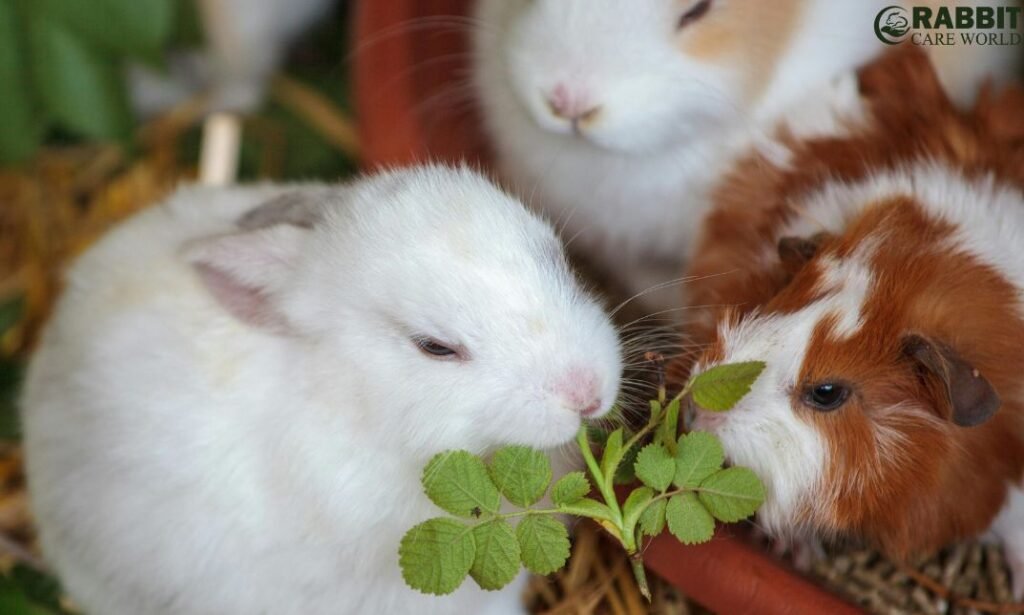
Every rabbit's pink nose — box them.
[545,84,601,124]
[553,367,603,416]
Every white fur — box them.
[693,311,829,537]
[473,0,1020,317]
[21,166,622,615]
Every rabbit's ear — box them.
[183,224,308,332]
[237,191,326,231]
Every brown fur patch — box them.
[680,48,1024,559]
[678,0,806,102]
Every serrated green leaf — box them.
[399,518,475,596]
[556,498,616,524]
[614,441,640,485]
[599,428,624,480]
[516,515,570,575]
[36,0,174,60]
[621,486,655,530]
[698,467,765,523]
[422,451,501,518]
[28,14,131,142]
[657,398,681,454]
[690,361,765,412]
[0,4,42,164]
[634,443,675,492]
[551,471,590,506]
[665,493,715,545]
[488,446,552,508]
[638,498,667,537]
[673,431,724,489]
[470,520,521,591]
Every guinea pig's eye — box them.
[802,382,851,412]
[677,0,712,30]
[413,336,462,360]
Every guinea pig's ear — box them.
[777,232,831,273]
[183,224,308,333]
[902,334,1001,427]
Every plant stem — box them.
[576,427,622,522]
[629,551,651,601]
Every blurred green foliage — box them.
[0,0,191,163]
[0,565,70,615]
[0,296,24,441]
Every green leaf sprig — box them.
[399,360,766,600]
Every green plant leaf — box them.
[0,4,42,164]
[656,398,681,454]
[638,498,667,537]
[648,399,663,423]
[690,361,765,412]
[556,498,616,524]
[6,566,63,613]
[634,443,675,492]
[698,467,765,523]
[28,14,131,142]
[470,520,521,591]
[0,296,24,337]
[551,471,590,506]
[487,446,552,508]
[614,440,641,485]
[673,431,724,489]
[0,360,23,441]
[422,451,501,518]
[398,518,476,596]
[0,579,54,615]
[36,0,174,60]
[599,428,624,481]
[621,486,654,529]
[586,425,609,447]
[515,515,570,576]
[665,493,715,545]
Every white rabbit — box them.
[472,0,1021,318]
[22,165,622,614]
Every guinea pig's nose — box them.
[552,367,603,417]
[545,83,601,125]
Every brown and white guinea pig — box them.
[680,48,1024,596]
